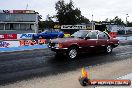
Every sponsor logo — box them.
[90,79,130,86]
[61,25,87,29]
[19,39,46,46]
[0,41,10,48]
[20,34,34,39]
[54,25,61,29]
[7,34,14,38]
[79,67,131,86]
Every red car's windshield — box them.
[71,31,89,38]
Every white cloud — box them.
[0,0,132,21]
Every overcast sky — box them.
[1,0,132,22]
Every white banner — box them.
[0,41,20,48]
[61,25,87,29]
[0,35,4,39]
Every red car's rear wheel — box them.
[105,45,113,54]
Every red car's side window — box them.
[87,32,97,39]
[98,32,109,39]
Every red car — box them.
[48,30,119,60]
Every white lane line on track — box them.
[116,52,132,56]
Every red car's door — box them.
[97,32,110,49]
[80,32,98,52]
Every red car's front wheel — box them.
[67,47,78,60]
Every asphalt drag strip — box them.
[0,55,132,88]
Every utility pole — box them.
[26,4,28,10]
[92,14,94,30]
[125,14,129,35]
[126,14,129,27]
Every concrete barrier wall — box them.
[0,33,48,52]
[0,39,46,48]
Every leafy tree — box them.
[39,14,54,31]
[127,21,132,27]
[110,16,125,25]
[55,0,89,25]
[39,21,45,31]
[39,21,54,31]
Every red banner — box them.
[0,34,17,40]
[13,10,35,14]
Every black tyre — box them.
[79,77,89,86]
[57,35,60,38]
[66,47,78,60]
[105,45,113,54]
[39,36,43,39]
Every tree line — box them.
[39,0,132,31]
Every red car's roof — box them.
[79,30,100,32]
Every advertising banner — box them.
[17,33,36,39]
[0,34,17,40]
[19,39,46,46]
[61,25,87,29]
[13,10,35,14]
[0,41,20,48]
[4,34,17,39]
[0,39,46,48]
[0,41,10,48]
